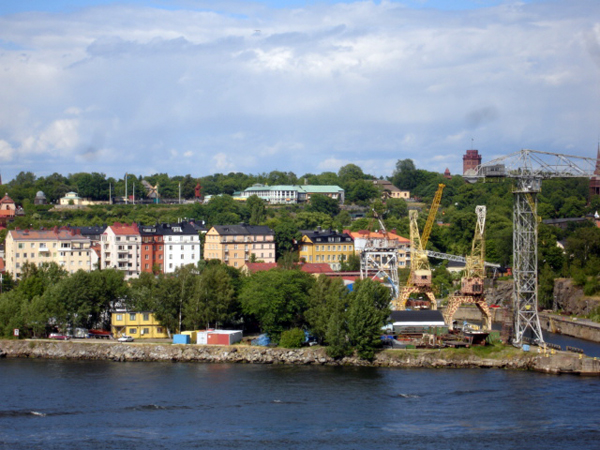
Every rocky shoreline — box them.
[1,339,599,375]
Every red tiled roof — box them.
[348,230,409,243]
[9,226,87,241]
[0,193,14,204]
[0,258,4,272]
[108,222,139,235]
[0,210,15,217]
[300,263,332,274]
[244,262,278,273]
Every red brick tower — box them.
[463,149,482,175]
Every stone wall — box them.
[1,339,598,375]
[539,313,600,343]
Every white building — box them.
[101,223,141,280]
[240,184,345,205]
[160,222,202,273]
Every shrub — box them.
[279,328,305,348]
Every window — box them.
[116,237,121,241]
[143,313,150,321]
[15,253,19,258]
[159,254,162,260]
[181,245,184,250]
[18,243,24,249]
[169,245,173,250]
[116,314,123,321]
[145,245,149,250]
[129,328,137,334]
[159,246,162,250]
[145,255,149,260]
[129,313,136,321]
[343,245,347,251]
[23,253,27,258]
[181,254,184,259]
[145,264,149,269]
[31,243,35,248]
[234,261,238,267]
[169,255,172,259]
[169,263,173,269]
[157,327,163,333]
[16,263,20,269]
[142,328,150,335]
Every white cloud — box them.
[0,1,598,181]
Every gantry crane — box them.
[465,149,597,346]
[443,206,492,331]
[360,210,403,302]
[393,184,445,310]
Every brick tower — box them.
[463,149,482,175]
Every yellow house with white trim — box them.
[111,311,169,339]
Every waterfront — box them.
[1,358,599,449]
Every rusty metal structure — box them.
[443,206,492,331]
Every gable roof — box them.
[301,229,353,243]
[0,193,14,205]
[107,222,139,236]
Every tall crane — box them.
[443,206,492,331]
[393,183,445,310]
[465,149,596,346]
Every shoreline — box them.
[1,339,599,376]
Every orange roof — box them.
[0,257,4,272]
[347,230,409,243]
[108,222,139,235]
[0,193,14,204]
[244,262,335,274]
[0,210,15,217]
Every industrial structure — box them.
[465,149,597,346]
[443,206,492,331]
[394,184,445,310]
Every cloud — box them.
[0,0,598,181]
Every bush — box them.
[279,328,305,348]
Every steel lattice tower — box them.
[512,178,544,344]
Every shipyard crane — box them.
[393,183,445,310]
[443,206,492,331]
[465,149,597,346]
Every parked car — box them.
[48,333,70,340]
[118,335,134,342]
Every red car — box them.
[48,333,70,340]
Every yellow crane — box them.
[393,183,445,310]
[443,206,492,331]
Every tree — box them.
[274,220,301,259]
[306,194,340,216]
[239,269,315,341]
[245,195,266,225]
[391,159,417,191]
[347,279,390,360]
[305,275,347,344]
[183,264,236,330]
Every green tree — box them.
[274,220,301,259]
[305,275,347,344]
[239,269,315,342]
[306,194,340,216]
[347,279,390,360]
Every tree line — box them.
[0,261,390,360]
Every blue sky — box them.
[0,0,598,182]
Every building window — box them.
[31,243,35,248]
[15,253,19,258]
[159,246,162,250]
[145,246,149,250]
[129,328,137,334]
[159,254,162,260]
[142,328,150,335]
[18,243,24,249]
[181,254,184,259]
[145,255,149,260]
[143,313,150,321]
[169,263,173,269]
[157,327,163,333]
[129,313,136,321]
[234,262,238,267]
[116,314,123,321]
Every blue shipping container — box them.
[173,334,190,344]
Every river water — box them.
[1,355,600,450]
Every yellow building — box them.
[5,227,93,279]
[298,228,354,271]
[111,311,169,339]
[204,224,276,268]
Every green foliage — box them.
[347,279,391,360]
[305,275,347,344]
[239,268,315,342]
[274,220,301,259]
[306,194,340,216]
[279,328,306,348]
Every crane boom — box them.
[465,148,597,346]
[420,183,445,248]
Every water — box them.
[1,358,599,450]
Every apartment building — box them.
[140,221,201,274]
[204,224,275,268]
[100,223,141,280]
[298,228,354,271]
[5,227,93,279]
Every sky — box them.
[0,0,599,182]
